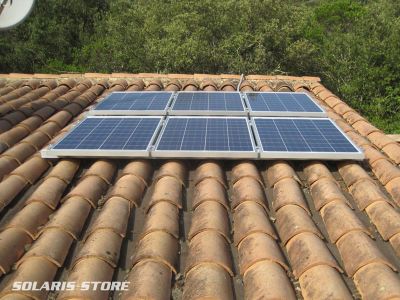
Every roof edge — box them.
[0,73,321,82]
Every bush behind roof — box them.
[0,0,399,132]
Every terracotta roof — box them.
[0,73,399,299]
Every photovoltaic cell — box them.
[91,92,173,115]
[48,117,162,157]
[154,117,256,158]
[253,117,363,159]
[245,92,326,117]
[170,92,245,115]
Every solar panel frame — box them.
[169,91,247,116]
[41,116,164,158]
[252,117,364,160]
[244,92,327,117]
[89,91,174,116]
[152,116,258,159]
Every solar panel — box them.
[153,117,257,158]
[90,92,173,115]
[41,116,163,158]
[170,92,246,115]
[245,92,326,117]
[253,117,363,160]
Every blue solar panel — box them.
[92,92,173,115]
[245,92,325,117]
[170,92,245,115]
[154,117,255,157]
[254,118,362,159]
[52,117,161,152]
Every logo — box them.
[12,281,130,291]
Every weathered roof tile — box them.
[321,201,371,243]
[233,201,277,246]
[336,231,396,277]
[186,231,233,276]
[58,258,114,300]
[193,161,226,188]
[231,161,264,187]
[276,205,323,245]
[231,177,267,211]
[238,232,288,275]
[122,261,172,300]
[353,263,400,300]
[132,231,178,274]
[243,261,296,300]
[272,178,310,214]
[148,175,183,210]
[192,178,228,210]
[188,201,230,242]
[299,265,353,300]
[142,201,179,239]
[286,232,343,278]
[183,264,233,300]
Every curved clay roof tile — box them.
[164,80,182,91]
[127,79,145,91]
[182,79,199,91]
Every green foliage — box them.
[303,0,400,133]
[0,0,107,72]
[0,0,399,132]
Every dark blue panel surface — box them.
[246,92,323,113]
[53,117,160,150]
[156,117,253,152]
[172,92,244,112]
[254,118,359,153]
[94,92,172,111]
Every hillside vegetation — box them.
[1,0,399,132]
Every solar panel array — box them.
[42,90,363,160]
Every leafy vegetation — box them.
[0,0,399,132]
